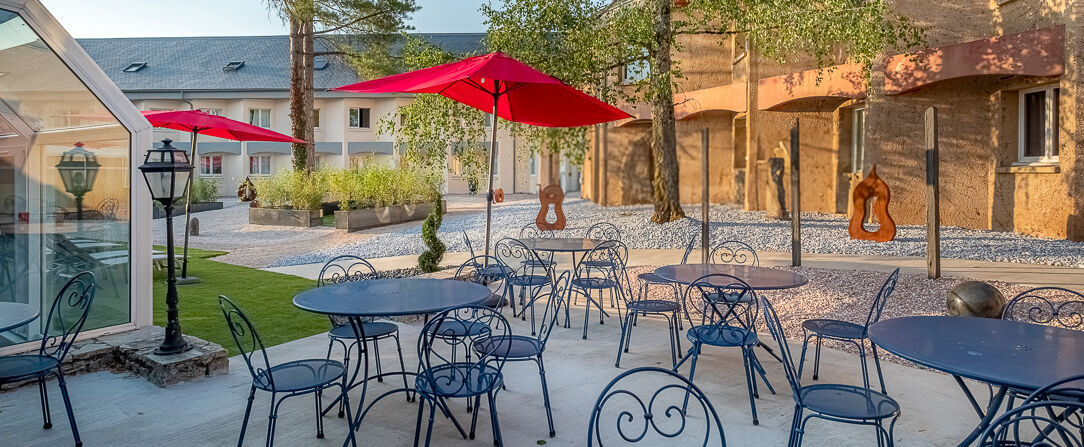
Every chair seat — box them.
[425,319,489,338]
[523,259,556,269]
[802,319,866,340]
[328,321,398,340]
[687,325,758,347]
[0,355,59,382]
[572,277,616,290]
[627,299,680,313]
[479,264,514,278]
[482,293,509,309]
[637,272,672,284]
[473,335,543,358]
[581,260,617,269]
[509,275,550,287]
[799,384,900,420]
[415,363,503,398]
[254,359,346,392]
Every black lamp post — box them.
[55,142,100,222]
[139,139,194,355]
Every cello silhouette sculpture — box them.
[849,165,896,242]
[535,184,566,231]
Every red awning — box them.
[757,63,865,112]
[674,82,747,120]
[884,26,1064,95]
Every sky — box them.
[39,0,488,38]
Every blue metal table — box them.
[653,264,809,290]
[870,316,1084,446]
[293,278,493,446]
[0,302,39,333]
[520,237,606,325]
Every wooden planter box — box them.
[153,201,223,219]
[335,200,446,232]
[248,207,322,227]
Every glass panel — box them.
[1024,91,1045,158]
[1051,88,1060,159]
[360,108,370,128]
[349,108,360,128]
[852,108,866,174]
[0,9,131,347]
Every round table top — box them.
[870,316,1084,392]
[519,237,604,253]
[653,264,809,290]
[0,302,39,333]
[293,278,493,317]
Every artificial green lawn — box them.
[152,247,327,356]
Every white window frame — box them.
[249,155,272,176]
[200,155,223,176]
[851,106,867,174]
[1017,84,1060,164]
[348,107,371,129]
[249,108,271,129]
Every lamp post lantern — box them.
[55,142,100,222]
[138,139,194,355]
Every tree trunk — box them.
[649,0,684,223]
[288,18,308,172]
[302,20,316,170]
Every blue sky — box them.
[39,0,488,38]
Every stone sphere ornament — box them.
[947,281,1006,318]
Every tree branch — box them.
[314,8,395,35]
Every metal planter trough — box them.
[248,207,323,227]
[152,201,223,219]
[334,200,445,232]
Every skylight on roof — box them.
[314,57,329,70]
[223,61,245,72]
[123,62,146,73]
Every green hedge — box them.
[251,166,439,211]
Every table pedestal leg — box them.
[953,376,1007,447]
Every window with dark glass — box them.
[349,108,370,129]
[200,155,222,175]
[1019,85,1060,162]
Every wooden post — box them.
[790,121,801,266]
[925,107,941,279]
[701,128,710,264]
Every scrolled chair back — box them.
[578,240,628,274]
[681,274,759,333]
[40,271,97,362]
[681,235,699,264]
[454,255,510,302]
[587,366,726,446]
[536,271,572,349]
[463,230,476,258]
[1022,373,1084,405]
[708,241,759,267]
[519,222,555,239]
[863,268,901,332]
[219,296,274,388]
[1002,287,1084,330]
[586,222,621,241]
[316,255,377,287]
[417,305,510,397]
[978,400,1084,447]
[494,237,549,279]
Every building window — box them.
[349,107,370,129]
[249,155,272,175]
[200,155,222,175]
[851,107,866,174]
[249,108,271,128]
[1019,85,1060,163]
[529,154,538,175]
[313,108,321,129]
[200,108,222,116]
[621,50,650,83]
[484,113,493,128]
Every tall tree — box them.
[265,0,418,173]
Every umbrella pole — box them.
[180,130,198,278]
[483,86,500,260]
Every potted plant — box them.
[247,170,326,227]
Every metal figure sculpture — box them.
[849,165,896,242]
[237,176,258,207]
[536,184,566,231]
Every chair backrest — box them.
[417,305,510,396]
[708,240,759,266]
[317,255,377,287]
[494,237,549,279]
[761,296,803,398]
[39,271,97,362]
[979,400,1084,447]
[863,268,901,332]
[537,271,572,349]
[454,255,509,299]
[519,222,555,239]
[219,296,274,388]
[681,274,758,335]
[587,366,726,446]
[585,222,621,241]
[463,230,476,258]
[681,235,699,264]
[1002,287,1084,330]
[1022,373,1084,405]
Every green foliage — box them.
[252,170,328,210]
[326,164,439,210]
[189,178,219,203]
[417,194,445,273]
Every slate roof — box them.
[77,34,486,92]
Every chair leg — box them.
[424,397,437,447]
[38,376,52,429]
[741,347,760,425]
[673,313,683,357]
[340,385,357,447]
[413,397,426,447]
[857,343,872,390]
[615,312,632,367]
[666,315,677,368]
[681,344,701,412]
[469,395,482,439]
[488,390,503,447]
[314,388,325,439]
[238,386,256,447]
[393,333,413,402]
[870,342,888,394]
[812,336,823,381]
[788,405,804,447]
[56,372,82,447]
[265,393,279,447]
[373,338,384,383]
[536,357,556,437]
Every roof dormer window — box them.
[123,62,146,72]
[223,61,245,71]
[314,56,329,70]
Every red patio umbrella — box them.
[333,51,631,257]
[141,110,306,280]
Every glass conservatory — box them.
[0,0,152,350]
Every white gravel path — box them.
[268,196,1084,268]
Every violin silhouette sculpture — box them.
[849,165,896,242]
[535,184,566,231]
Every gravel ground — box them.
[269,196,1084,268]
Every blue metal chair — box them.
[585,222,621,241]
[494,238,553,334]
[473,271,573,439]
[415,305,510,447]
[978,400,1084,446]
[463,230,477,258]
[317,255,408,410]
[587,366,727,446]
[616,247,684,368]
[674,274,774,425]
[708,240,759,266]
[454,255,514,314]
[631,235,697,336]
[571,240,629,340]
[0,272,96,447]
[1022,373,1084,404]
[761,296,900,447]
[219,296,355,447]
[520,222,555,239]
[799,268,899,393]
[1002,287,1084,329]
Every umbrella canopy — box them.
[333,52,630,127]
[141,110,306,143]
